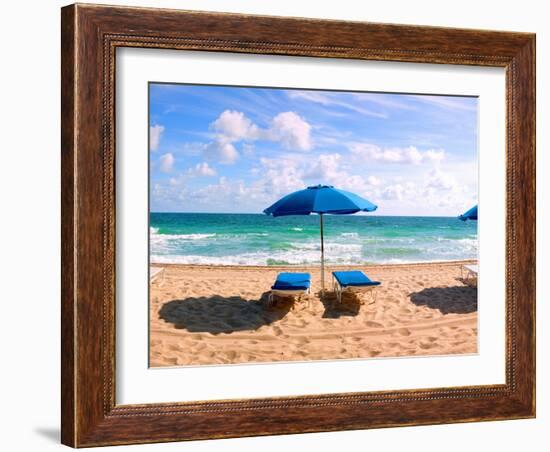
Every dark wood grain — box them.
[60,5,76,447]
[61,3,536,447]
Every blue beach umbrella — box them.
[459,205,478,221]
[264,185,377,291]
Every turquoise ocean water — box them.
[150,213,477,266]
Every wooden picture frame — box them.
[61,3,535,447]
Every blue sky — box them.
[149,83,478,216]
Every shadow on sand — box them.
[158,292,293,334]
[319,290,361,318]
[409,286,478,315]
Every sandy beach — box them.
[149,260,477,367]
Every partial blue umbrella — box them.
[459,205,478,221]
[264,185,377,291]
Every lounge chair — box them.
[332,270,380,305]
[461,264,478,286]
[268,272,311,308]
[150,266,165,284]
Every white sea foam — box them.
[150,246,366,266]
[289,242,362,253]
[152,232,217,241]
[340,232,359,239]
[291,227,303,232]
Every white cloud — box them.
[258,157,305,197]
[187,162,217,177]
[190,177,251,209]
[203,110,313,163]
[269,112,313,151]
[367,176,383,186]
[203,139,239,164]
[211,110,259,141]
[302,153,382,198]
[381,184,405,201]
[350,143,445,165]
[304,153,344,183]
[425,168,459,191]
[150,124,164,151]
[373,167,475,215]
[159,153,174,173]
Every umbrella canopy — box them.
[264,185,377,291]
[264,184,377,216]
[459,205,478,221]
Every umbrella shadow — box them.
[409,286,478,315]
[158,292,293,334]
[319,290,361,318]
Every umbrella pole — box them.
[320,213,325,293]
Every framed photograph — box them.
[61,3,535,447]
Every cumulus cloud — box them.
[150,124,164,151]
[381,184,406,201]
[367,175,383,186]
[302,153,383,197]
[190,176,252,208]
[159,152,174,173]
[269,112,313,151]
[187,162,217,177]
[211,110,260,142]
[304,153,343,183]
[425,168,459,191]
[203,110,313,164]
[203,139,239,164]
[258,157,305,197]
[350,143,445,165]
[374,167,474,215]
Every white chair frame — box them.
[332,274,378,305]
[268,287,312,309]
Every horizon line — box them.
[149,211,462,218]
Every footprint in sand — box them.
[294,336,310,345]
[419,341,437,350]
[395,328,411,336]
[365,321,384,328]
[272,326,284,336]
[225,351,238,360]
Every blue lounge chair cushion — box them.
[332,271,380,287]
[272,272,311,291]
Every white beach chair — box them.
[268,272,311,308]
[461,264,478,286]
[150,266,165,285]
[332,271,381,305]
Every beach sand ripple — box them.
[150,261,477,367]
